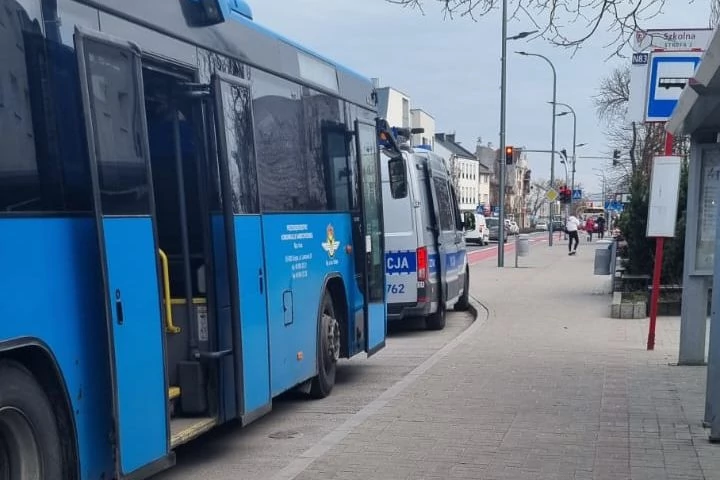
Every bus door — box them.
[210,72,271,420]
[355,121,386,356]
[74,28,171,476]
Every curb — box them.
[272,296,490,480]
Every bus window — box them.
[357,121,384,302]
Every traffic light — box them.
[613,149,621,166]
[559,185,571,204]
[505,146,514,165]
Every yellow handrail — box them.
[158,249,181,334]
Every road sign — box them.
[545,188,558,202]
[605,201,625,212]
[632,28,713,52]
[645,51,703,122]
[627,27,711,123]
[572,189,582,200]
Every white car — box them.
[464,213,490,245]
[508,221,520,235]
[535,221,548,231]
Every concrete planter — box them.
[610,292,647,319]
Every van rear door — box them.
[426,164,461,304]
[381,152,418,306]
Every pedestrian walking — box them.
[597,214,606,240]
[585,217,595,242]
[566,214,580,255]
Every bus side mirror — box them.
[388,156,407,199]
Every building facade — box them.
[410,109,435,149]
[435,133,480,213]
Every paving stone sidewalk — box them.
[288,241,719,480]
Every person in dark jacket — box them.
[596,214,606,239]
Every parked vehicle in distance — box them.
[380,129,470,331]
[463,212,490,245]
[487,218,509,243]
[509,221,520,235]
[535,221,548,231]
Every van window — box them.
[463,212,475,230]
[432,177,454,231]
[448,184,463,231]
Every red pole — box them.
[647,237,664,350]
[647,131,673,350]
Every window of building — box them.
[402,97,409,128]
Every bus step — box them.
[168,386,181,401]
[170,417,217,448]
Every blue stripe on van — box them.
[385,251,417,275]
[428,251,466,275]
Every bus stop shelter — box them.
[668,24,720,440]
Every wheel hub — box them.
[324,313,341,362]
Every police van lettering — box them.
[384,250,417,303]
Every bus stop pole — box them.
[647,132,673,350]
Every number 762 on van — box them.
[387,283,406,294]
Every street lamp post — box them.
[517,51,557,247]
[593,168,608,219]
[554,102,578,192]
[497,6,536,267]
[559,158,569,186]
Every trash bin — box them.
[517,234,530,257]
[594,240,612,275]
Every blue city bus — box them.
[0,1,388,478]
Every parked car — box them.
[535,221,548,231]
[463,212,490,245]
[487,218,509,243]
[508,221,520,235]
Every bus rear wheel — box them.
[0,361,63,480]
[310,292,340,399]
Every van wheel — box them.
[0,360,63,480]
[310,292,340,399]
[454,268,470,312]
[426,302,446,331]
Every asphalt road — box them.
[153,233,548,479]
[153,310,475,480]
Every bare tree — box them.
[594,65,629,122]
[526,180,550,218]
[593,63,679,190]
[386,0,706,54]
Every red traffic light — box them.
[505,146,514,165]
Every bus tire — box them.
[310,291,340,399]
[454,268,470,312]
[426,301,446,331]
[0,360,63,480]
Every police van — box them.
[379,124,470,330]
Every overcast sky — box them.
[250,0,711,195]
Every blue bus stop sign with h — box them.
[572,189,582,200]
[645,51,702,122]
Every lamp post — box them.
[517,51,557,246]
[593,168,608,219]
[497,7,537,266]
[559,158,569,186]
[553,102,581,193]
